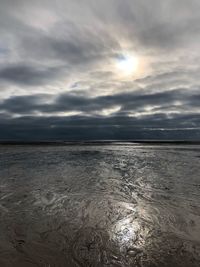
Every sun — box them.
[116,54,139,76]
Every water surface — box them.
[0,144,200,266]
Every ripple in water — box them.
[0,144,200,266]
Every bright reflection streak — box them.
[109,201,150,259]
[112,216,140,246]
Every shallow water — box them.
[0,144,200,267]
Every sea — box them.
[0,143,200,267]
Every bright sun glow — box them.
[116,54,139,76]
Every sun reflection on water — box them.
[112,216,141,247]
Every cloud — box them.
[0,88,199,117]
[0,113,199,141]
[0,64,63,86]
[0,0,200,140]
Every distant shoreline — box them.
[0,140,200,146]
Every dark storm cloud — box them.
[0,89,199,115]
[0,113,199,141]
[0,94,53,114]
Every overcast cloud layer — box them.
[0,0,200,140]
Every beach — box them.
[0,143,200,267]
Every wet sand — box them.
[0,144,200,266]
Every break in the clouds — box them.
[0,0,200,140]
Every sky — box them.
[0,0,200,141]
